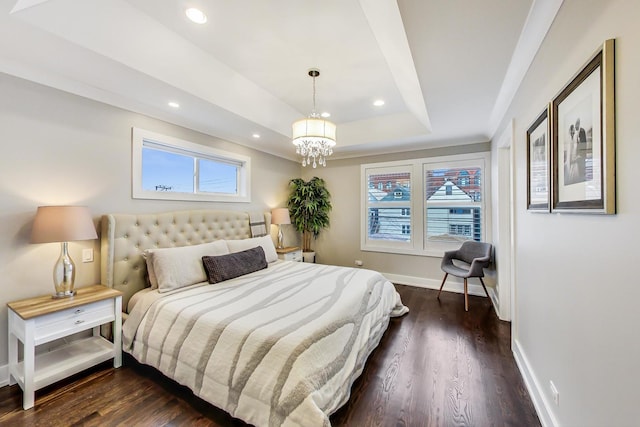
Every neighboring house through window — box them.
[366,169,412,245]
[458,170,470,186]
[425,165,483,244]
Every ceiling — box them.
[0,0,562,162]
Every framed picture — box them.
[527,106,551,211]
[551,39,615,214]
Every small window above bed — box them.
[132,127,251,203]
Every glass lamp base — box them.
[277,225,285,249]
[52,290,76,299]
[52,242,76,299]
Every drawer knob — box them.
[75,320,85,325]
[75,309,84,314]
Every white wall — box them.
[491,1,640,425]
[0,73,300,367]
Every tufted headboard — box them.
[100,209,269,309]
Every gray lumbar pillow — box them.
[202,246,267,284]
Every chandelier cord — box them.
[311,74,317,116]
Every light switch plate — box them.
[82,248,94,263]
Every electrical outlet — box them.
[355,260,363,266]
[549,381,559,406]
[82,248,94,263]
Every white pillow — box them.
[141,250,158,289]
[150,240,230,293]
[226,235,278,263]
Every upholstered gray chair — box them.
[437,241,492,311]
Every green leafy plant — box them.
[287,177,332,252]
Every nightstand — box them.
[7,284,123,410]
[276,246,303,262]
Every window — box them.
[361,152,489,256]
[449,224,471,237]
[132,128,250,202]
[365,167,412,245]
[425,163,483,244]
[458,170,470,186]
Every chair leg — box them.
[479,277,490,297]
[437,273,448,299]
[464,278,469,311]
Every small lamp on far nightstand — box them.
[271,208,291,249]
[30,206,98,299]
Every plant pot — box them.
[302,251,316,263]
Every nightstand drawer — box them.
[283,251,302,262]
[277,247,302,262]
[34,299,115,344]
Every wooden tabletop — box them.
[7,284,122,320]
[276,246,300,254]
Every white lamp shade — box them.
[31,206,98,243]
[271,208,291,225]
[292,118,337,145]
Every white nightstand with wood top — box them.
[7,284,122,410]
[276,247,303,262]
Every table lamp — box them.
[271,208,291,249]
[30,206,98,298]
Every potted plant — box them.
[287,177,332,262]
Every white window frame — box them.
[132,127,251,203]
[360,152,490,257]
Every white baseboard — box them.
[488,286,501,318]
[382,272,489,297]
[0,363,8,388]
[513,339,558,427]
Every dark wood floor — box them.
[0,286,540,427]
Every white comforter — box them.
[123,261,408,427]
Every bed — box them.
[101,209,408,427]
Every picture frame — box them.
[527,105,551,211]
[551,39,615,214]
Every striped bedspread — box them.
[123,261,408,427]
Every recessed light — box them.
[168,101,180,108]
[252,133,260,139]
[185,8,207,24]
[373,99,385,107]
[321,112,331,118]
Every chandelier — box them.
[292,68,336,168]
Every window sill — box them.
[132,189,250,203]
[361,245,446,258]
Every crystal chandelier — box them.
[292,69,336,168]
